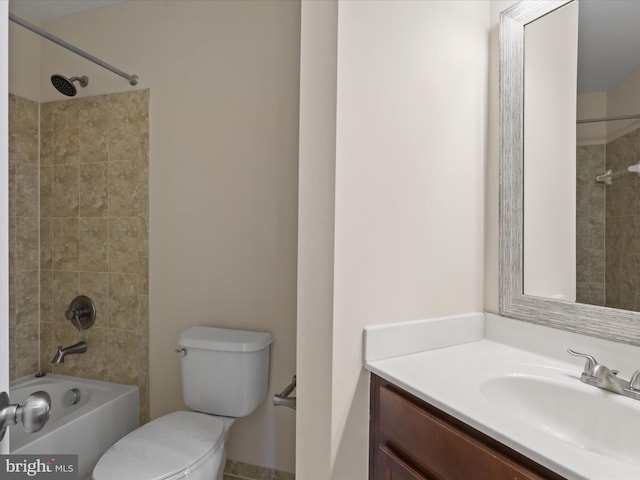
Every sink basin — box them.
[480,374,640,465]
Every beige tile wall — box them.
[577,129,640,312]
[8,90,150,423]
[8,94,40,380]
[605,129,640,311]
[39,90,150,422]
[576,144,606,306]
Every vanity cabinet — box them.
[369,374,565,480]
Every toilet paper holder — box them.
[273,375,296,410]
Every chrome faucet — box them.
[51,341,87,364]
[568,349,640,400]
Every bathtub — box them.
[10,374,139,480]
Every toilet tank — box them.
[178,326,273,417]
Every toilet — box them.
[92,326,273,480]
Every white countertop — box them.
[364,313,640,480]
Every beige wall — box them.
[8,14,41,102]
[578,66,640,146]
[296,1,338,478]
[606,66,640,141]
[13,0,300,472]
[297,1,489,478]
[577,91,607,145]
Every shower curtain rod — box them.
[577,113,640,124]
[9,12,138,86]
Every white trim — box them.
[0,0,10,454]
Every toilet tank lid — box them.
[179,326,273,352]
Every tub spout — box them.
[51,341,87,364]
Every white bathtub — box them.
[10,374,139,480]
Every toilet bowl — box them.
[92,327,272,480]
[93,412,234,480]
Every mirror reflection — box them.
[523,0,640,313]
[523,1,578,303]
[576,0,640,311]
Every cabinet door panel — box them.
[378,385,547,480]
[376,445,431,480]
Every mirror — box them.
[576,1,640,311]
[499,0,640,345]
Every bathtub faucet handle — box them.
[65,306,90,321]
[65,295,96,331]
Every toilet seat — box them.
[92,411,225,480]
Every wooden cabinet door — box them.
[376,444,431,480]
[370,374,565,480]
[378,386,548,480]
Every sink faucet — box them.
[51,341,87,364]
[568,349,640,400]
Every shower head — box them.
[50,74,88,97]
